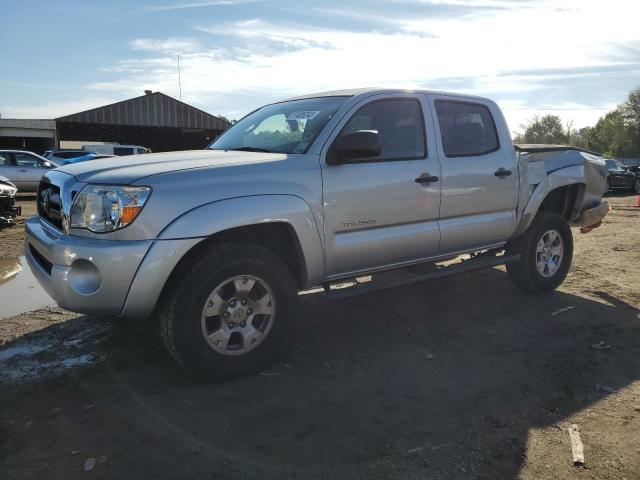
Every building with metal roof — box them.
[56,91,230,153]
[0,91,230,155]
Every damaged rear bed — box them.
[513,144,609,235]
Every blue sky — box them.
[1,0,639,133]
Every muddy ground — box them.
[1,194,639,479]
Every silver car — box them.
[0,150,57,191]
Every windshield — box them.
[209,96,349,154]
[605,159,625,171]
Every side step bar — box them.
[324,253,521,300]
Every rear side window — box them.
[0,153,12,166]
[114,147,134,156]
[339,98,426,161]
[56,151,86,159]
[435,100,499,157]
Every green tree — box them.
[513,115,569,144]
[585,87,640,157]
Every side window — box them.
[434,100,499,157]
[0,153,12,166]
[114,147,134,156]
[14,153,44,168]
[338,99,426,161]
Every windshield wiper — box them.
[225,147,274,153]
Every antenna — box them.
[177,54,182,101]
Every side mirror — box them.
[327,130,382,165]
[42,161,54,169]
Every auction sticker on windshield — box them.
[286,111,320,121]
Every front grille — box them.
[37,180,63,230]
[29,244,53,275]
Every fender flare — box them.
[513,165,586,237]
[158,194,325,286]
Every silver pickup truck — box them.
[25,88,609,378]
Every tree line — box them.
[513,87,640,158]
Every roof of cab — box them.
[280,87,492,103]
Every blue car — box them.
[62,153,115,165]
[43,149,115,165]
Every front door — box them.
[321,94,442,279]
[13,152,50,190]
[429,95,518,253]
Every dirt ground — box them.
[1,194,639,480]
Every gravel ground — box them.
[0,195,36,259]
[0,193,639,479]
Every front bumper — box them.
[25,216,153,316]
[25,216,203,318]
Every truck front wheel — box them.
[158,242,297,379]
[506,212,573,293]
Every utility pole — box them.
[177,54,182,101]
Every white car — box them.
[83,144,150,156]
[0,150,57,191]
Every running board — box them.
[325,253,521,300]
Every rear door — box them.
[320,93,442,278]
[13,152,51,191]
[429,95,518,253]
[0,152,18,184]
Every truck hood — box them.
[56,149,288,184]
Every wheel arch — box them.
[513,166,586,238]
[158,194,325,289]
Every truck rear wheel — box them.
[158,242,297,379]
[506,211,573,293]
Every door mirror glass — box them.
[328,130,382,165]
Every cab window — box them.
[337,98,426,161]
[435,100,499,157]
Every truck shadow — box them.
[1,268,639,479]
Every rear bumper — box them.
[572,200,609,228]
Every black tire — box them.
[158,242,297,380]
[506,211,573,293]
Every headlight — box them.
[0,183,17,196]
[68,185,151,233]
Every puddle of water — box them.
[0,256,56,319]
[0,323,110,382]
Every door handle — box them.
[494,168,512,178]
[415,173,439,184]
[18,169,27,173]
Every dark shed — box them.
[56,91,230,152]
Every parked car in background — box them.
[604,159,640,193]
[83,144,150,156]
[43,149,115,165]
[43,149,97,165]
[0,150,57,191]
[63,154,116,165]
[619,158,639,166]
[0,173,21,229]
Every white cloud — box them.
[0,97,124,119]
[130,37,202,54]
[10,0,640,128]
[145,0,258,12]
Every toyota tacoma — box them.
[25,88,609,378]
